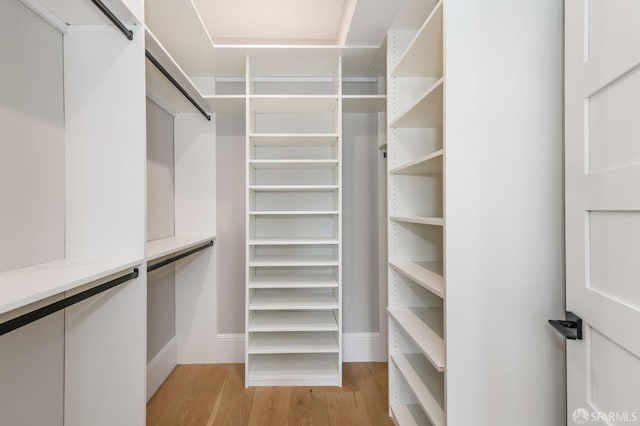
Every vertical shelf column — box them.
[245,57,343,387]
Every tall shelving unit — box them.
[387,0,445,425]
[245,57,343,386]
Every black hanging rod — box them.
[0,268,139,337]
[90,0,134,40]
[145,51,212,121]
[147,241,214,273]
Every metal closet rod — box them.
[147,241,214,273]
[90,0,134,40]
[145,51,212,121]
[0,268,139,337]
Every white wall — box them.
[444,1,565,424]
[0,0,65,273]
[146,99,176,362]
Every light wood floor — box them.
[147,363,393,426]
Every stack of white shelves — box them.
[245,58,343,387]
[387,0,445,425]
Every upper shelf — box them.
[33,0,141,27]
[390,0,443,78]
[389,149,443,175]
[146,235,216,262]
[0,257,142,316]
[250,96,339,113]
[390,78,443,128]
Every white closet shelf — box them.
[249,237,339,245]
[145,28,210,116]
[390,78,443,128]
[342,95,387,113]
[391,405,430,426]
[249,311,338,332]
[390,0,443,78]
[249,289,338,310]
[249,96,339,113]
[146,235,216,262]
[0,257,143,315]
[249,134,339,146]
[391,216,444,226]
[249,160,339,169]
[247,353,339,386]
[250,211,339,216]
[392,353,445,426]
[389,261,444,298]
[388,307,445,371]
[248,332,339,354]
[389,149,444,175]
[249,255,339,267]
[34,0,140,26]
[249,185,338,192]
[249,274,339,289]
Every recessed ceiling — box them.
[192,0,348,45]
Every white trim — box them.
[19,0,68,34]
[343,332,386,362]
[215,333,244,363]
[146,337,177,401]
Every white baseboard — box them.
[215,333,244,363]
[147,337,177,401]
[343,332,386,362]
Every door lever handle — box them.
[548,311,582,340]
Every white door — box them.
[564,1,640,424]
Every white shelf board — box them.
[388,307,445,372]
[389,150,443,175]
[249,160,339,169]
[392,353,445,426]
[145,27,210,116]
[0,257,142,315]
[391,405,431,426]
[249,96,339,113]
[391,216,444,226]
[249,311,338,332]
[202,95,245,113]
[249,274,339,289]
[390,78,443,128]
[249,134,339,146]
[391,0,443,78]
[248,332,339,354]
[35,0,140,26]
[249,289,338,310]
[250,211,339,216]
[249,185,338,192]
[342,95,387,113]
[146,235,216,262]
[249,237,339,246]
[247,353,339,386]
[249,255,339,267]
[389,261,444,298]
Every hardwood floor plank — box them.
[147,363,393,426]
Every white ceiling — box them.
[190,0,402,46]
[192,0,347,45]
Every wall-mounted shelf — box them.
[390,78,443,128]
[248,332,339,354]
[390,216,444,226]
[0,257,143,316]
[249,289,339,310]
[146,235,216,262]
[249,311,338,332]
[390,261,444,299]
[249,274,339,289]
[391,353,445,426]
[388,307,445,371]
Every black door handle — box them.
[548,311,582,340]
